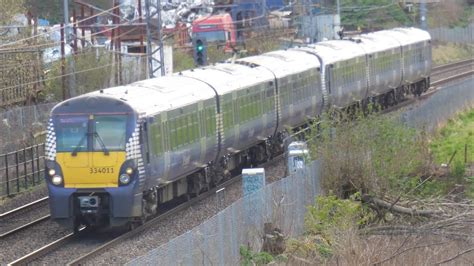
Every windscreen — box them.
[55,116,89,152]
[195,31,226,42]
[93,115,127,151]
[54,115,128,152]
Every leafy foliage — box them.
[340,0,412,30]
[42,49,116,101]
[240,246,274,266]
[0,0,25,24]
[287,195,373,260]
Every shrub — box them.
[308,111,430,198]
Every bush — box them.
[309,111,430,198]
[286,195,373,261]
[240,246,274,266]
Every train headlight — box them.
[52,175,63,185]
[48,169,56,176]
[119,174,130,185]
[125,167,133,175]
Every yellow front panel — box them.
[56,152,126,188]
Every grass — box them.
[432,43,473,66]
[430,109,474,166]
[430,108,474,198]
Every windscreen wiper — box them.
[93,132,110,156]
[71,133,88,156]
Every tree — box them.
[0,0,25,25]
[340,0,412,30]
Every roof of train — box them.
[180,62,274,95]
[237,50,321,78]
[370,27,431,46]
[52,27,431,117]
[85,76,216,116]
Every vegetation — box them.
[430,109,474,197]
[427,0,473,28]
[277,109,474,264]
[41,49,116,101]
[309,110,430,198]
[240,246,275,266]
[0,0,25,25]
[432,43,473,66]
[340,0,413,30]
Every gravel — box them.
[0,218,70,265]
[0,202,49,235]
[0,183,48,214]
[431,64,473,83]
[31,229,124,265]
[78,158,286,265]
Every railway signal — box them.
[193,37,207,66]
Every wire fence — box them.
[428,24,474,44]
[127,161,321,266]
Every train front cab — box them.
[45,96,143,230]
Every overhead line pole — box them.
[145,0,165,78]
[64,0,76,98]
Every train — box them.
[45,27,431,231]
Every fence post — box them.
[23,148,28,189]
[31,146,36,186]
[5,154,10,196]
[36,144,41,184]
[465,144,468,164]
[15,152,20,193]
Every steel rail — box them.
[4,58,472,265]
[0,197,49,219]
[431,70,474,87]
[65,176,243,266]
[0,215,51,239]
[7,227,86,266]
[431,58,473,74]
[66,156,283,266]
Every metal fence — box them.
[400,77,474,133]
[428,24,474,44]
[127,161,321,266]
[0,144,45,197]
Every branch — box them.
[436,247,474,265]
[362,195,444,217]
[373,241,449,265]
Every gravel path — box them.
[75,158,286,265]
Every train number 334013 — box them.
[89,167,114,174]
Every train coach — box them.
[45,27,431,231]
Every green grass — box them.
[432,43,473,66]
[430,109,474,198]
[430,109,474,165]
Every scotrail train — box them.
[44,28,431,231]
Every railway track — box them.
[431,58,473,76]
[7,156,281,266]
[0,197,50,239]
[3,59,472,265]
